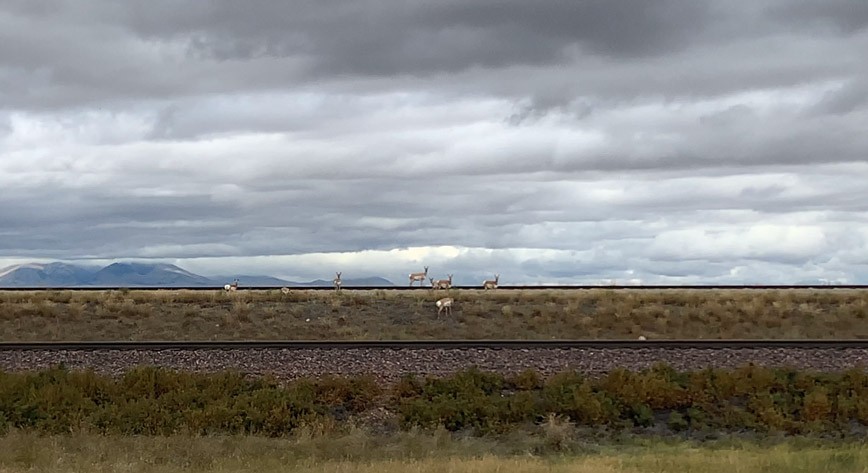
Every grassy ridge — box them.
[1,432,867,473]
[3,365,868,436]
[1,288,867,340]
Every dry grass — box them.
[0,288,866,341]
[0,430,866,473]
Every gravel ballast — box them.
[2,347,867,382]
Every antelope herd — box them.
[226,267,498,317]
[429,274,453,290]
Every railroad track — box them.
[3,339,867,381]
[1,339,867,351]
[2,284,867,291]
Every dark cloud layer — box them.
[772,0,868,34]
[118,1,712,68]
[2,0,864,107]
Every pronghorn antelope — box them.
[280,287,290,295]
[436,297,453,316]
[409,266,429,286]
[482,274,499,290]
[333,272,342,292]
[429,274,453,290]
[224,279,239,292]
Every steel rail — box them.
[1,339,866,351]
[2,285,867,291]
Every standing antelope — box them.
[409,266,429,286]
[333,272,342,292]
[482,274,499,290]
[430,274,453,290]
[224,279,239,292]
[436,297,453,316]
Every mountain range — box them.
[0,262,394,288]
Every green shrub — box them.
[541,378,617,426]
[507,370,543,391]
[308,376,382,413]
[393,374,424,399]
[667,411,688,431]
[2,365,868,436]
[630,403,655,427]
[397,368,511,434]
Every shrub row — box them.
[396,365,868,434]
[0,368,380,435]
[2,365,868,435]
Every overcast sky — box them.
[2,0,868,284]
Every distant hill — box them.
[341,276,394,287]
[302,276,395,287]
[211,275,295,287]
[89,263,214,287]
[0,263,99,287]
[0,262,395,288]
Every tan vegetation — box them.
[0,288,866,341]
[0,431,866,473]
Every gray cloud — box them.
[771,0,868,34]
[812,79,868,115]
[116,0,712,69]
[1,1,868,283]
[2,0,863,109]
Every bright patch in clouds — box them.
[650,225,827,263]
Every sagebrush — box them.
[2,365,868,436]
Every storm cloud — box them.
[1,0,867,284]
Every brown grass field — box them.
[0,430,866,473]
[0,288,866,341]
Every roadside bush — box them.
[2,365,868,436]
[298,375,383,414]
[397,368,513,433]
[540,373,617,426]
[0,368,371,436]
